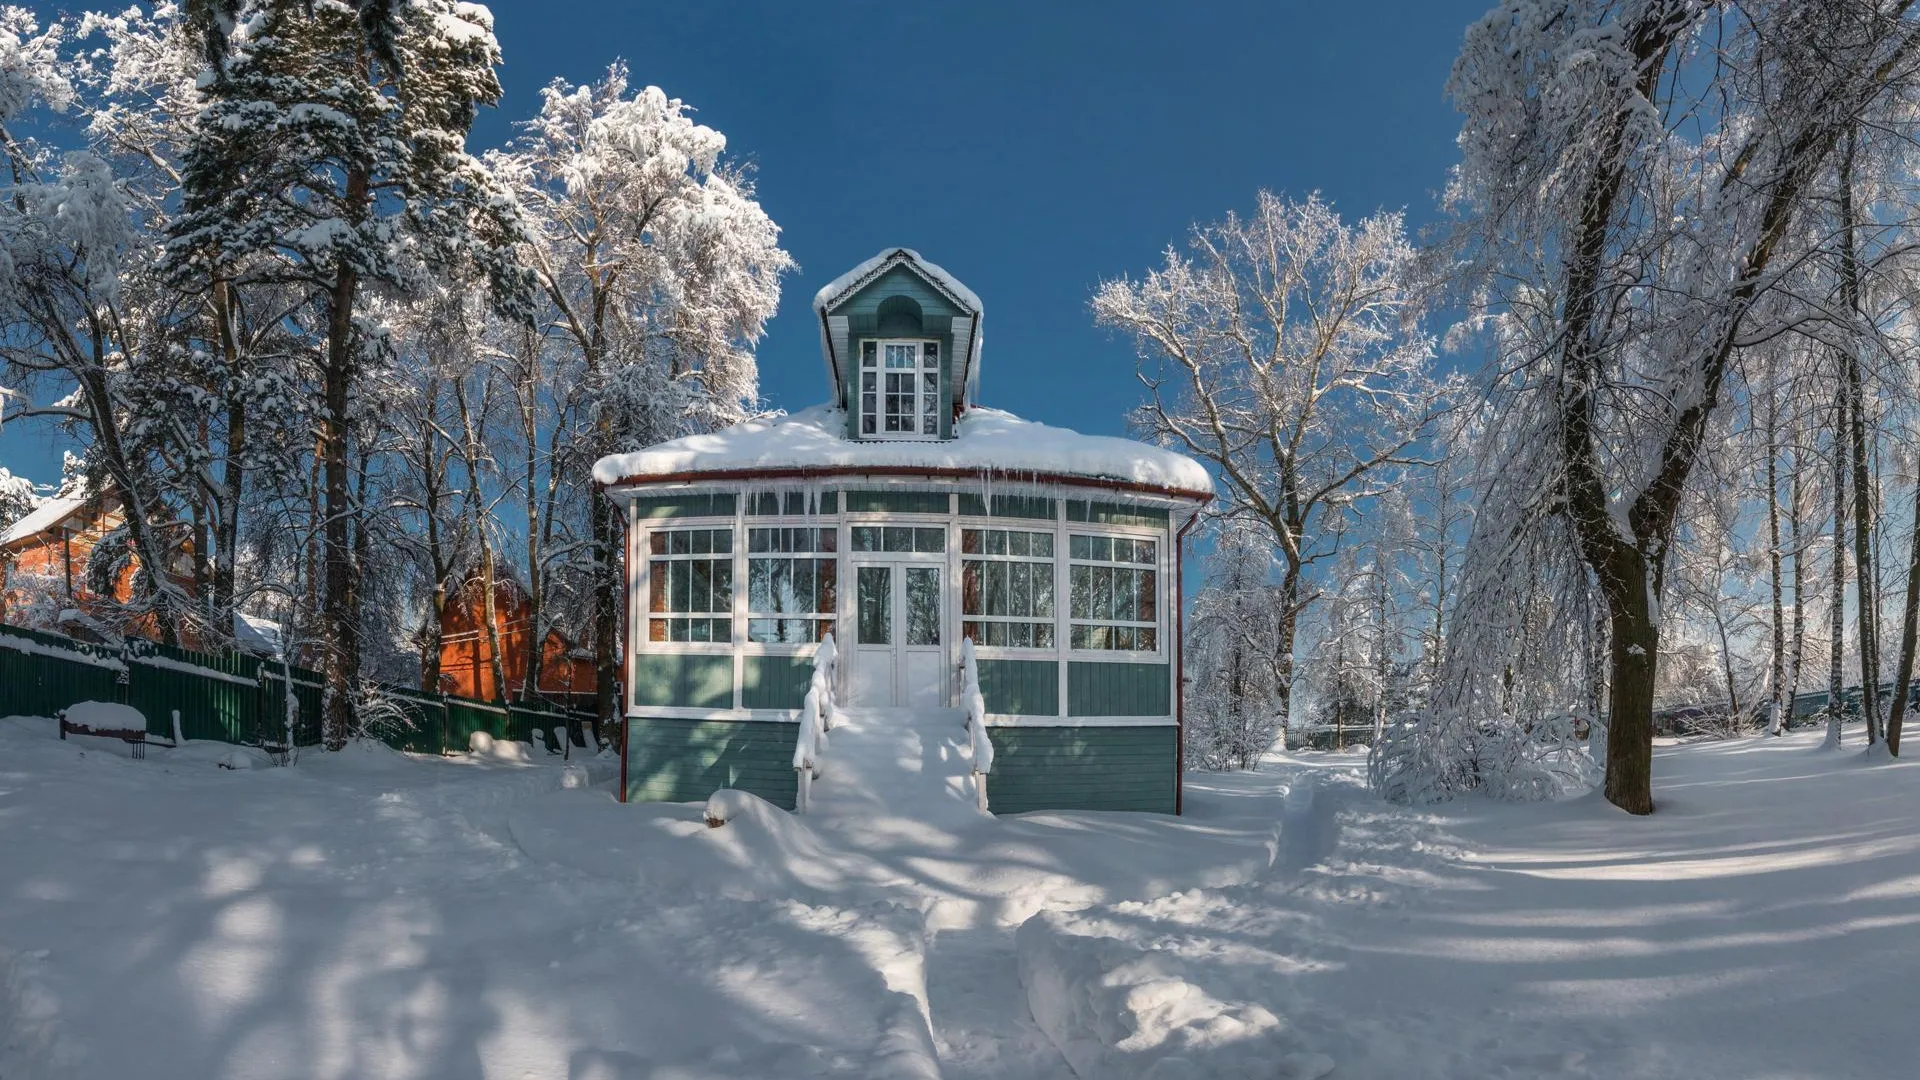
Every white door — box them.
[850,559,945,708]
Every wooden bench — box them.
[58,716,166,760]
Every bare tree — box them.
[1096,192,1448,724]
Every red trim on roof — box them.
[599,464,1211,503]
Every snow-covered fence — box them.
[960,637,994,812]
[0,622,591,758]
[791,633,839,813]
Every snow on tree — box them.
[168,0,529,748]
[494,62,794,721]
[1185,518,1284,770]
[1385,0,1920,811]
[1095,191,1451,729]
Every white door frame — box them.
[847,550,947,707]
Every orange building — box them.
[0,483,275,653]
[0,485,135,626]
[435,569,597,705]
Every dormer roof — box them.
[813,248,984,411]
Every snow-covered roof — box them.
[233,611,285,657]
[594,404,1214,498]
[812,248,986,407]
[811,247,983,315]
[0,490,92,548]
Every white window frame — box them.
[640,523,738,649]
[742,524,839,648]
[959,525,1059,654]
[1064,526,1166,660]
[857,338,942,441]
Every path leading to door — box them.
[808,707,984,836]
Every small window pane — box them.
[1070,535,1090,560]
[862,340,876,367]
[884,526,912,553]
[1032,532,1054,558]
[962,529,983,555]
[906,567,940,646]
[914,527,945,553]
[649,563,667,613]
[649,619,667,642]
[923,341,939,363]
[853,526,881,551]
[649,533,667,555]
[862,411,876,434]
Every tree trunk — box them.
[592,495,619,724]
[211,278,245,640]
[1602,550,1658,815]
[1838,130,1882,742]
[1827,402,1848,749]
[1273,561,1302,728]
[519,328,545,704]
[1766,385,1787,735]
[1886,486,1920,757]
[1789,444,1808,721]
[320,258,362,751]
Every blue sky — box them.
[0,0,1489,487]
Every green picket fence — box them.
[0,623,597,756]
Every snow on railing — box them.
[960,637,993,813]
[791,632,838,813]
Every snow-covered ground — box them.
[1,714,1915,1079]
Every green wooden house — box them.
[594,249,1213,814]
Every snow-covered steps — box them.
[807,708,987,837]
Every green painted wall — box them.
[745,490,840,515]
[631,653,734,709]
[984,725,1176,814]
[625,717,799,808]
[741,654,813,710]
[845,489,952,514]
[1069,661,1171,717]
[1066,499,1169,528]
[957,494,1055,520]
[976,659,1059,716]
[632,492,737,519]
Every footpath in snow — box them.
[3,714,1917,1079]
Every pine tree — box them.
[168,0,527,747]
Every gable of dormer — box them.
[815,250,983,442]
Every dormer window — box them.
[859,339,940,438]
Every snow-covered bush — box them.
[1371,710,1598,804]
[1184,519,1285,770]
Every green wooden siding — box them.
[957,494,1056,520]
[631,652,734,709]
[1066,499,1169,528]
[624,717,799,808]
[1069,661,1171,717]
[741,654,813,710]
[976,658,1059,716]
[830,264,966,319]
[632,492,737,520]
[844,489,952,515]
[985,724,1176,814]
[745,490,840,516]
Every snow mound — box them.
[1016,910,1334,1080]
[467,730,534,764]
[60,700,146,734]
[592,403,1213,496]
[162,742,275,770]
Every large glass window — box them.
[859,339,940,438]
[746,527,836,644]
[851,524,946,553]
[1068,534,1158,651]
[647,528,733,643]
[962,528,1055,649]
